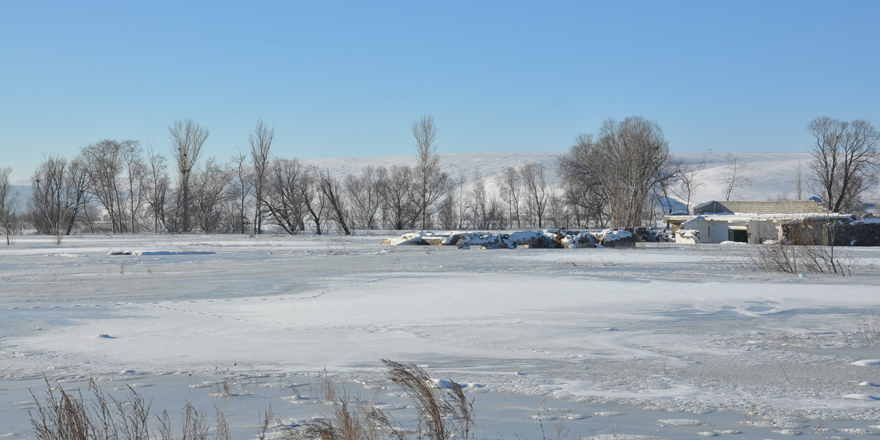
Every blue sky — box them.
[2,1,879,182]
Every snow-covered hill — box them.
[9,151,828,210]
[304,151,816,205]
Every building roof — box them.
[693,200,831,215]
[680,213,854,230]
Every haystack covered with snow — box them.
[382,229,648,249]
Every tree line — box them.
[1,115,877,241]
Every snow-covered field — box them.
[3,234,880,439]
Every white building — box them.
[664,200,852,244]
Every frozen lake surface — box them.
[2,234,880,438]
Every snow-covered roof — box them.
[681,212,853,228]
[694,200,832,216]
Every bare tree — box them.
[0,167,18,244]
[80,139,143,233]
[437,173,467,230]
[466,170,488,229]
[382,164,418,230]
[169,118,209,233]
[229,150,253,234]
[264,158,307,234]
[520,162,550,228]
[723,153,750,201]
[545,189,571,229]
[63,158,91,236]
[250,119,274,234]
[560,117,672,228]
[317,167,351,235]
[345,166,383,230]
[412,115,449,229]
[437,193,457,230]
[143,146,173,233]
[28,156,90,236]
[808,116,880,214]
[191,158,231,233]
[796,161,804,201]
[301,165,326,235]
[558,135,608,228]
[122,143,147,232]
[671,152,708,214]
[496,166,522,228]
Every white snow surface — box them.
[3,234,880,438]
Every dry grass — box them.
[30,379,151,440]
[29,378,233,440]
[31,361,479,440]
[747,243,851,276]
[283,360,476,440]
[853,311,880,346]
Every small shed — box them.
[679,214,751,244]
[667,200,850,244]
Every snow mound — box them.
[658,419,704,426]
[382,228,656,249]
[859,382,879,387]
[595,411,626,417]
[843,394,880,401]
[852,360,880,367]
[562,413,590,420]
[583,435,664,440]
[372,403,409,411]
[838,427,880,435]
[93,334,115,339]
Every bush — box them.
[748,242,849,276]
